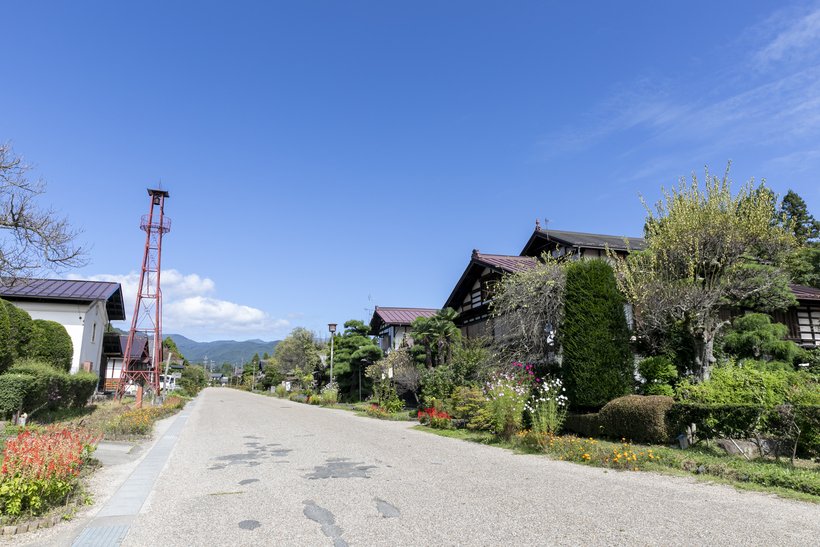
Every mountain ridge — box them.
[167,334,280,364]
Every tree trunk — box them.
[692,329,717,383]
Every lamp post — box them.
[328,323,337,385]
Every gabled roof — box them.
[791,284,820,302]
[0,278,126,321]
[473,252,537,273]
[443,250,537,311]
[370,306,439,334]
[521,227,646,256]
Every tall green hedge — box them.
[0,302,12,373]
[561,259,633,409]
[4,300,33,360]
[27,319,73,372]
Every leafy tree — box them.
[561,259,632,409]
[26,319,73,371]
[330,320,382,401]
[615,168,795,381]
[779,190,820,244]
[0,144,86,279]
[178,365,207,396]
[411,309,462,369]
[272,327,321,376]
[721,313,801,364]
[162,336,187,364]
[490,257,565,366]
[410,316,436,369]
[260,362,284,391]
[784,244,820,288]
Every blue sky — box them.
[2,1,820,341]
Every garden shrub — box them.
[417,407,453,429]
[0,373,33,418]
[449,386,485,423]
[274,384,287,398]
[668,403,765,440]
[67,372,98,408]
[178,365,207,396]
[319,383,338,406]
[10,360,70,412]
[27,319,74,372]
[0,426,99,517]
[638,356,678,396]
[563,412,601,438]
[722,313,801,364]
[561,260,633,409]
[597,395,675,444]
[420,365,457,407]
[3,300,33,363]
[525,376,568,443]
[675,360,796,407]
[474,367,530,439]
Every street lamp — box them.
[328,323,337,385]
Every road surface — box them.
[60,388,820,545]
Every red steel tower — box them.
[117,189,171,401]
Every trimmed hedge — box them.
[563,412,602,438]
[27,319,73,372]
[0,361,97,418]
[0,373,34,416]
[4,300,33,361]
[598,395,675,444]
[561,260,633,409]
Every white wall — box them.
[11,300,107,375]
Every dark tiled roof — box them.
[120,335,150,360]
[473,252,537,273]
[0,278,126,320]
[791,284,820,302]
[524,228,646,253]
[372,307,438,329]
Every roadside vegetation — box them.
[256,170,820,502]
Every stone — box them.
[3,526,17,536]
[17,523,28,533]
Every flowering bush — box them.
[365,403,389,419]
[480,364,532,439]
[525,376,568,447]
[104,398,186,437]
[418,407,453,429]
[319,382,339,406]
[0,427,99,516]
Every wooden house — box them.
[520,222,645,260]
[774,284,820,347]
[369,306,439,352]
[443,250,537,339]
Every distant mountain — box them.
[167,334,280,364]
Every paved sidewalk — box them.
[69,400,196,547]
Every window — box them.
[92,323,97,343]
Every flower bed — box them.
[0,427,99,518]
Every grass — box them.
[414,426,820,503]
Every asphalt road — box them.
[114,388,820,546]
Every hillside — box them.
[167,334,280,364]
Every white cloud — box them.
[69,269,290,340]
[754,6,820,68]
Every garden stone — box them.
[3,526,17,535]
[17,523,28,533]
